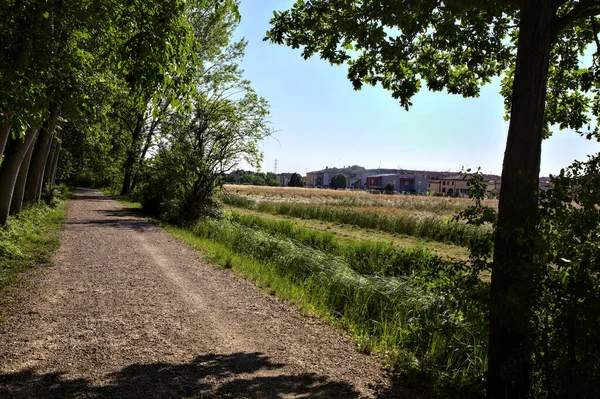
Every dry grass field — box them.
[223,184,498,215]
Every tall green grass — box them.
[188,216,489,396]
[222,194,486,247]
[0,200,67,315]
[229,212,461,277]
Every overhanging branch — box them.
[556,0,600,33]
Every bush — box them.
[140,149,223,224]
[288,172,304,187]
[329,173,348,189]
[384,182,395,194]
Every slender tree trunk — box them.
[10,130,38,215]
[130,123,156,192]
[120,114,143,195]
[49,135,62,185]
[23,108,59,205]
[0,117,11,161]
[0,127,39,225]
[488,3,556,398]
[43,130,62,187]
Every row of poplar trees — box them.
[0,0,242,226]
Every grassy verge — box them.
[182,217,488,397]
[0,194,70,319]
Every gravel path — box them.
[0,189,413,398]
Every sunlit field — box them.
[223,184,498,214]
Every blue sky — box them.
[234,0,600,176]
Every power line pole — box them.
[273,158,278,174]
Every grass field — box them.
[223,184,498,214]
[221,185,492,248]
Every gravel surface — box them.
[0,189,416,398]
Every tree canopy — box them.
[288,172,304,187]
[329,173,348,189]
[0,0,266,226]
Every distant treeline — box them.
[222,170,280,187]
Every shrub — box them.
[384,182,395,194]
[288,172,304,187]
[329,173,348,189]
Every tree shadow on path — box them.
[0,352,365,398]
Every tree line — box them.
[1,0,270,225]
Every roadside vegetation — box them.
[0,186,70,318]
[166,215,489,396]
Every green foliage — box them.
[531,154,600,398]
[329,173,348,190]
[41,183,72,208]
[139,35,271,224]
[223,169,279,186]
[186,215,488,395]
[222,194,487,247]
[265,1,600,140]
[455,169,497,278]
[0,196,67,304]
[384,182,395,194]
[288,172,304,187]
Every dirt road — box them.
[0,189,412,398]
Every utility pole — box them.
[273,158,278,175]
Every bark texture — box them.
[23,108,59,205]
[488,2,556,398]
[120,114,144,195]
[0,118,11,161]
[0,127,39,225]
[43,130,61,187]
[10,130,38,215]
[49,135,62,186]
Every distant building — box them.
[277,173,294,187]
[307,166,407,189]
[365,174,427,193]
[427,180,442,194]
[427,174,472,197]
[486,178,502,197]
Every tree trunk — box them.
[120,114,143,195]
[130,123,156,192]
[488,2,556,399]
[49,135,62,186]
[23,108,59,205]
[0,127,39,225]
[0,117,11,161]
[10,130,38,215]
[43,130,62,187]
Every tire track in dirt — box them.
[0,188,415,398]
